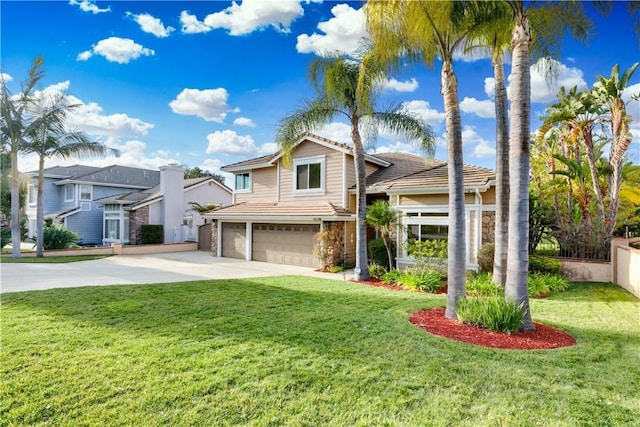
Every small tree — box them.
[365,200,399,270]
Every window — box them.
[103,204,129,243]
[28,185,37,206]
[235,173,251,192]
[293,156,325,194]
[80,185,92,201]
[402,210,450,259]
[64,184,74,202]
[407,224,448,241]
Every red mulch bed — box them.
[350,279,576,350]
[409,308,576,350]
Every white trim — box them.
[293,155,325,196]
[64,184,75,202]
[216,221,222,258]
[27,184,37,207]
[234,171,252,193]
[342,153,347,208]
[384,185,492,195]
[276,161,280,202]
[245,221,252,261]
[79,184,93,201]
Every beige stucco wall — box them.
[235,167,277,203]
[398,193,477,206]
[612,238,640,298]
[560,259,611,283]
[278,140,344,204]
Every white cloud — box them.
[461,125,488,145]
[169,88,234,122]
[19,139,177,173]
[315,122,352,144]
[484,77,496,98]
[402,100,446,126]
[622,82,640,104]
[180,11,211,34]
[199,158,232,186]
[128,12,175,38]
[233,117,256,127]
[529,58,587,103]
[296,4,366,56]
[371,140,423,155]
[460,97,495,119]
[31,81,154,138]
[203,0,304,36]
[76,50,92,61]
[258,142,278,154]
[382,77,419,93]
[452,45,491,63]
[206,130,258,155]
[78,37,154,64]
[474,140,496,158]
[68,0,110,14]
[1,73,13,82]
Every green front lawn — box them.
[1,278,638,426]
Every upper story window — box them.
[235,172,251,192]
[28,184,37,206]
[79,184,92,201]
[64,184,74,202]
[293,155,325,195]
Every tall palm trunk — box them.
[505,13,534,330]
[582,129,605,222]
[441,59,466,319]
[10,150,21,258]
[352,119,370,281]
[492,51,509,287]
[35,155,45,257]
[606,99,630,236]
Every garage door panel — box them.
[252,223,319,267]
[222,222,246,259]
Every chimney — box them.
[159,164,184,244]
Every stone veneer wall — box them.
[129,205,149,244]
[482,211,495,245]
[210,220,218,257]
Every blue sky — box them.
[2,0,639,184]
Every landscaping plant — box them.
[456,296,525,334]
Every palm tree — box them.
[505,1,591,329]
[365,199,399,270]
[593,63,639,236]
[275,48,435,281]
[365,1,479,317]
[1,56,44,258]
[24,93,119,256]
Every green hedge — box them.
[141,225,163,244]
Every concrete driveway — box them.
[0,251,354,293]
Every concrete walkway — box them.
[0,251,354,294]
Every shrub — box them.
[368,238,394,270]
[37,225,79,250]
[466,272,503,297]
[368,263,387,279]
[528,273,571,297]
[456,296,524,334]
[1,228,11,249]
[398,267,442,292]
[405,238,448,261]
[140,225,163,244]
[529,255,562,275]
[381,269,402,285]
[477,243,495,273]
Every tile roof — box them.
[364,153,445,187]
[381,163,496,191]
[206,202,354,218]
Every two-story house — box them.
[26,164,232,246]
[204,133,497,270]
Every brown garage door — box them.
[222,222,246,259]
[252,223,320,267]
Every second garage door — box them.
[221,222,246,259]
[252,223,319,267]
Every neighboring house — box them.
[204,133,496,269]
[26,164,232,246]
